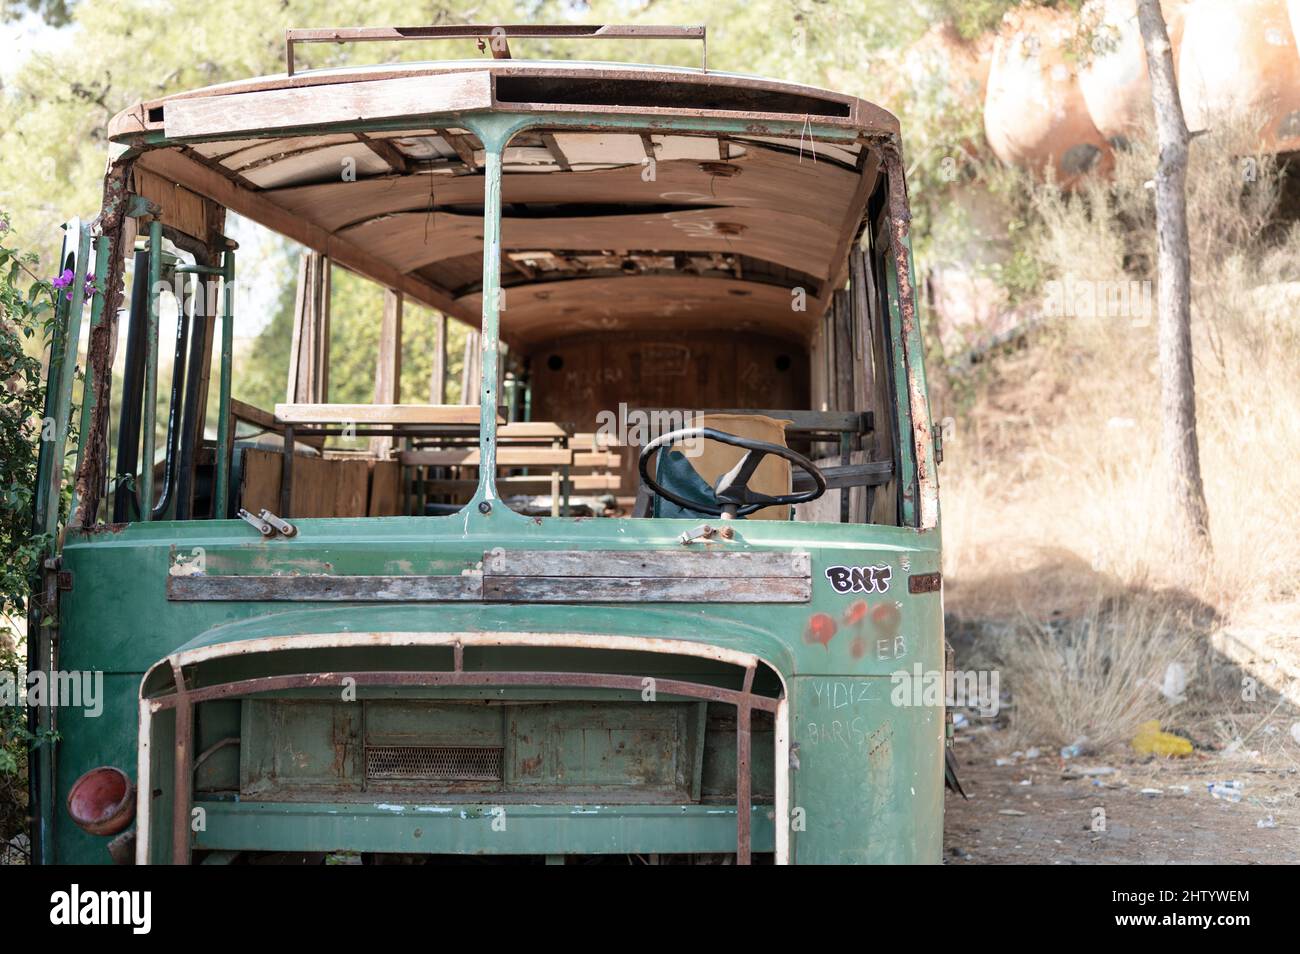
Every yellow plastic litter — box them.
[1131,720,1193,757]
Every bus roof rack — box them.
[285,24,708,77]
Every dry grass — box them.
[939,112,1300,751]
[999,594,1191,751]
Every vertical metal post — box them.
[171,697,193,865]
[280,424,294,517]
[140,219,162,519]
[213,248,235,517]
[431,312,447,404]
[475,129,505,500]
[839,431,852,523]
[737,664,756,865]
[44,224,92,537]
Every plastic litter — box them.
[1257,815,1277,829]
[1222,738,1261,760]
[1207,780,1243,802]
[1060,736,1090,759]
[1160,662,1187,704]
[1131,719,1193,757]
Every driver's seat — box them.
[648,413,793,521]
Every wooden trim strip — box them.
[168,574,481,602]
[402,447,573,466]
[164,73,493,139]
[275,403,484,425]
[483,549,810,579]
[167,567,809,603]
[482,576,809,603]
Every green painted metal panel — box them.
[192,801,775,857]
[212,249,235,516]
[53,517,942,863]
[507,702,698,795]
[789,674,944,864]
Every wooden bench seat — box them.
[275,403,492,426]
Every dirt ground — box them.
[942,733,1300,864]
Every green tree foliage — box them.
[0,212,59,854]
[2,0,75,27]
[928,0,1086,40]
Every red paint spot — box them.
[871,602,901,632]
[804,613,837,649]
[850,634,868,660]
[843,599,869,625]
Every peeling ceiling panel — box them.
[239,143,391,189]
[191,139,260,159]
[386,135,461,161]
[733,136,860,167]
[220,135,358,172]
[651,136,746,161]
[502,146,560,173]
[551,133,646,166]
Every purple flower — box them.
[50,270,97,302]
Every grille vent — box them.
[365,745,503,781]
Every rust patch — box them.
[882,143,939,530]
[73,155,135,528]
[908,571,942,594]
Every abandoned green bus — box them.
[31,24,944,865]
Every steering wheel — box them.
[638,426,828,518]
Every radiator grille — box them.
[365,745,503,781]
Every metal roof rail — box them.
[285,24,708,77]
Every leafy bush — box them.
[0,211,58,857]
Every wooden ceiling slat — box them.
[459,274,812,347]
[262,144,861,234]
[338,207,839,279]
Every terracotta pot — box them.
[1179,0,1300,153]
[67,765,135,836]
[1078,0,1190,145]
[984,6,1114,185]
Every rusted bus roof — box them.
[108,60,895,345]
[107,60,899,138]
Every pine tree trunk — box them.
[1136,0,1212,553]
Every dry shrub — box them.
[939,111,1300,748]
[996,591,1195,751]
